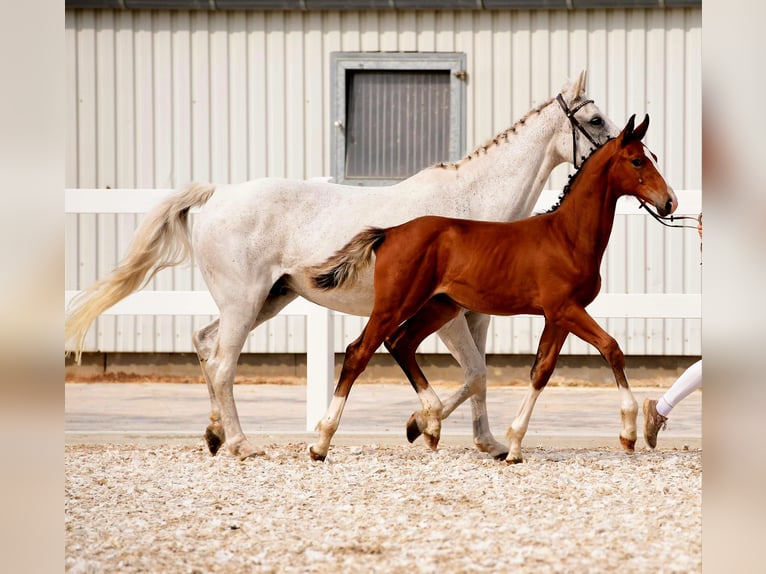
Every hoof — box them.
[474,438,511,460]
[308,446,326,462]
[423,432,440,451]
[619,435,636,453]
[238,447,267,461]
[406,412,423,443]
[204,425,225,456]
[506,457,524,465]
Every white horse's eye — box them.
[589,116,603,126]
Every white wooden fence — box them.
[65,188,701,429]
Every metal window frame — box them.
[331,52,466,186]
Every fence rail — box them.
[65,188,702,429]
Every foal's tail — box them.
[310,228,386,290]
[65,182,217,362]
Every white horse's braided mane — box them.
[434,96,556,170]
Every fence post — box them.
[305,305,335,431]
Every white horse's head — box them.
[553,70,620,164]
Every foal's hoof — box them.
[493,451,510,461]
[204,424,225,456]
[619,435,636,453]
[505,457,524,465]
[308,446,326,462]
[406,412,423,443]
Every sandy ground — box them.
[65,442,701,573]
[65,380,701,572]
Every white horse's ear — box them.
[574,69,587,95]
[562,70,587,98]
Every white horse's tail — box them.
[65,182,217,362]
[310,227,386,290]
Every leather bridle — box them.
[556,93,701,230]
[556,93,597,169]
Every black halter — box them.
[556,93,597,169]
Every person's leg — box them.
[657,359,702,416]
[643,359,702,449]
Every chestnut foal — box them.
[308,115,676,463]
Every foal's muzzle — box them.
[656,187,678,217]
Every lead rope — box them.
[639,204,703,265]
[637,200,702,230]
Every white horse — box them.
[66,71,619,460]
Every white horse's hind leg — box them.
[194,287,299,458]
[192,319,225,455]
[206,306,266,460]
[436,312,508,459]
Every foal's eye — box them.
[632,158,643,167]
[589,117,603,126]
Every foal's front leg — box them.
[559,307,638,452]
[506,323,569,463]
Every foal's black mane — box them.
[541,136,614,214]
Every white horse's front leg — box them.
[310,395,346,461]
[437,313,508,459]
[505,387,542,464]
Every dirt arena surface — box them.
[65,380,701,572]
[66,442,701,573]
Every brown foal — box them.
[308,115,676,463]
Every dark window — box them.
[332,53,466,186]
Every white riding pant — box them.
[657,359,702,417]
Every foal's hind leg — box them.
[436,311,508,459]
[505,323,569,463]
[310,308,411,461]
[384,296,461,451]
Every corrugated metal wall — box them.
[65,7,702,356]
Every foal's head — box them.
[610,114,677,217]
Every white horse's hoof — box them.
[308,445,327,462]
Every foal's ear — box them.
[632,114,650,141]
[619,114,637,146]
[620,114,650,146]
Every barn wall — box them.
[65,7,702,356]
